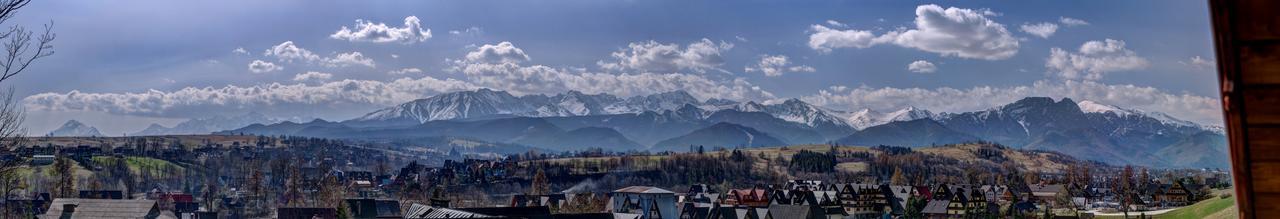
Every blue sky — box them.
[6,0,1222,134]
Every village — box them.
[0,135,1233,219]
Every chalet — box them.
[722,189,769,208]
[610,186,677,219]
[1153,181,1193,207]
[944,186,968,216]
[39,198,172,219]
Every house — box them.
[1153,181,1192,207]
[345,198,402,218]
[1028,184,1066,205]
[277,207,338,219]
[39,198,172,219]
[30,154,54,166]
[610,186,677,219]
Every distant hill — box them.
[48,120,103,137]
[651,122,786,152]
[133,112,282,136]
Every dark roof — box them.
[345,199,402,218]
[920,200,950,215]
[278,207,338,219]
[766,205,820,219]
[455,206,552,219]
[551,213,615,219]
[41,198,162,219]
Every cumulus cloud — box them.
[1059,17,1089,26]
[825,20,848,28]
[330,16,432,44]
[248,60,283,73]
[801,80,1222,125]
[388,68,423,75]
[232,47,248,55]
[744,55,815,77]
[1020,22,1059,38]
[465,42,530,64]
[1046,39,1149,80]
[809,4,1020,60]
[456,42,772,101]
[262,41,375,68]
[293,71,333,82]
[1180,56,1216,71]
[597,38,734,73]
[907,60,937,73]
[808,25,896,52]
[23,77,477,118]
[322,52,376,68]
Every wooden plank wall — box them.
[1210,0,1280,218]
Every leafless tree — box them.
[0,1,54,215]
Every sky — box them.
[3,0,1222,135]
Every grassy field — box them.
[1096,190,1236,219]
[1155,195,1237,219]
[90,156,184,176]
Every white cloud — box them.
[456,42,772,101]
[907,60,937,73]
[735,36,749,42]
[1180,56,1216,71]
[808,25,896,52]
[449,26,482,36]
[808,4,1019,60]
[1020,22,1059,38]
[1059,17,1089,26]
[388,68,424,75]
[801,80,1222,125]
[248,60,283,73]
[232,47,248,55]
[323,52,376,68]
[597,38,734,73]
[263,41,322,63]
[744,55,815,77]
[293,71,333,82]
[330,16,432,44]
[465,42,530,64]
[23,76,477,118]
[262,41,375,68]
[825,20,848,28]
[1046,39,1149,80]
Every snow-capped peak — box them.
[1077,100,1207,130]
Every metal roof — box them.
[404,204,497,219]
[613,186,674,194]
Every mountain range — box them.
[220,89,1228,168]
[48,120,103,137]
[132,112,282,136]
